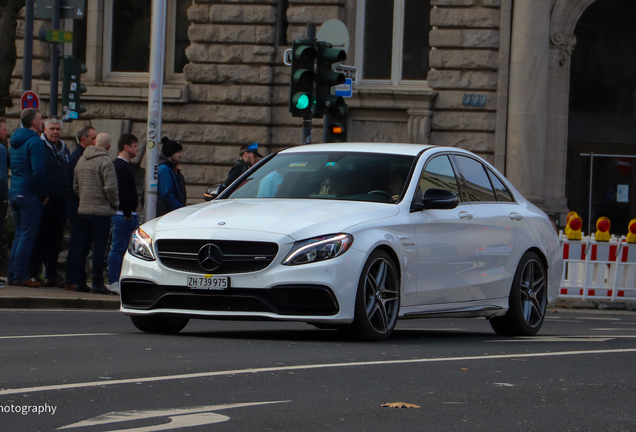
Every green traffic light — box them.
[295,94,309,110]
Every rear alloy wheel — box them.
[347,250,400,341]
[130,316,189,334]
[490,251,547,336]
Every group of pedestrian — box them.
[0,108,202,294]
[0,108,144,295]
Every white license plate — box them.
[187,275,229,290]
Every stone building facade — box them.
[7,0,636,231]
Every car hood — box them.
[153,199,400,240]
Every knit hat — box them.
[161,136,183,157]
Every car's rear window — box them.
[226,152,415,203]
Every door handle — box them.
[509,212,523,221]
[459,211,473,220]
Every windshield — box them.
[225,152,415,203]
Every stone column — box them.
[505,0,551,205]
[407,109,433,144]
[85,0,103,82]
[543,35,576,219]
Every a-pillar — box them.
[505,0,551,205]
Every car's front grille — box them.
[121,280,339,316]
[155,239,279,274]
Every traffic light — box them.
[289,40,317,117]
[314,42,346,118]
[328,105,348,142]
[62,55,87,120]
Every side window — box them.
[418,155,460,197]
[487,169,514,202]
[453,156,497,202]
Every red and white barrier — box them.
[559,234,636,303]
[560,236,589,298]
[612,240,636,301]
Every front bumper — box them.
[119,246,367,323]
[121,279,340,316]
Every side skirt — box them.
[399,298,509,319]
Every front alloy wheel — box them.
[490,251,547,336]
[347,250,400,341]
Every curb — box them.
[0,297,120,310]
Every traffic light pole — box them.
[323,112,331,143]
[301,24,316,145]
[49,0,62,116]
[22,0,35,91]
[144,0,167,222]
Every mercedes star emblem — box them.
[197,243,224,271]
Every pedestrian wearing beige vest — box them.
[69,133,119,295]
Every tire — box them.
[345,250,400,341]
[490,251,548,336]
[130,316,189,334]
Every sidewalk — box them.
[0,284,120,310]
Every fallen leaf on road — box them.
[381,402,421,409]
[460,368,469,371]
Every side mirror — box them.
[421,189,459,210]
[204,184,222,202]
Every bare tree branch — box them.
[0,0,25,116]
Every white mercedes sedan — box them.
[121,143,563,341]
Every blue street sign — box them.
[462,94,487,107]
[335,78,353,98]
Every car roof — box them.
[280,143,436,157]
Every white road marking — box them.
[0,333,116,340]
[545,319,582,323]
[493,383,515,387]
[577,317,622,321]
[58,401,290,431]
[590,328,636,331]
[2,348,636,396]
[486,336,618,343]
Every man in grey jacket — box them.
[69,133,119,295]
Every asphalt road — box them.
[1,309,636,431]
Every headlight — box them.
[128,228,156,261]
[282,234,353,266]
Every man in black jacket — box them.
[30,117,70,287]
[107,133,139,293]
[219,143,263,193]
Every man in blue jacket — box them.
[7,109,49,287]
[29,117,70,287]
[156,137,186,217]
